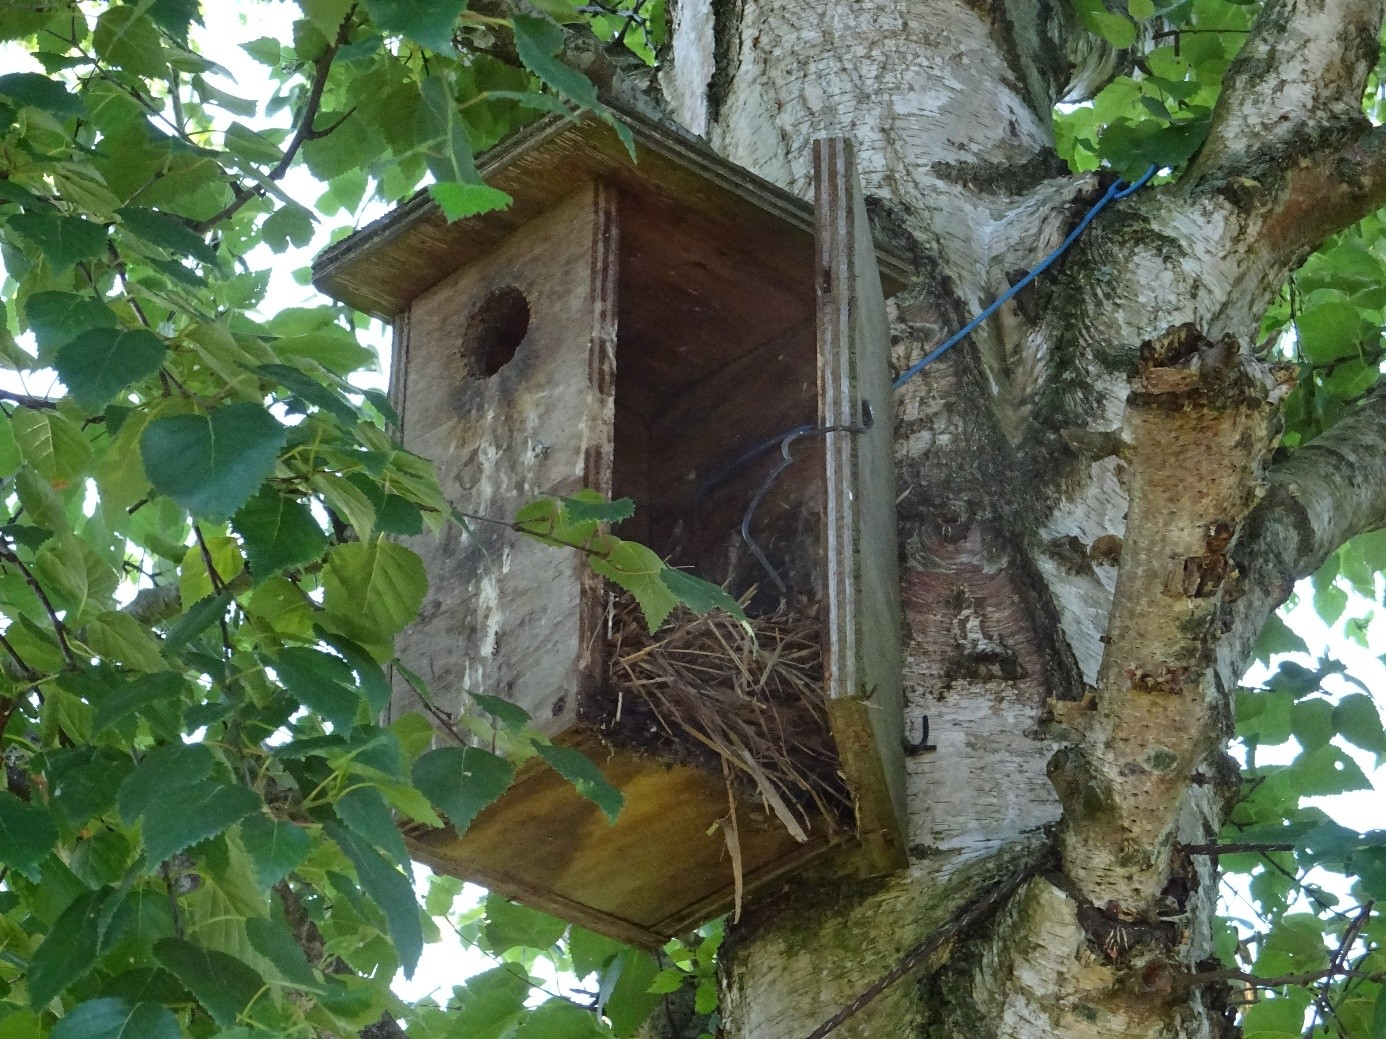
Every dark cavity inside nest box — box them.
[312,108,910,948]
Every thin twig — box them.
[1183,842,1296,856]
[0,546,78,668]
[193,6,356,233]
[0,389,59,410]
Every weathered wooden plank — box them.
[312,107,910,321]
[815,138,907,874]
[388,183,618,736]
[404,731,837,948]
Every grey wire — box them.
[739,423,865,599]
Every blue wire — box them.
[726,164,1159,598]
[891,164,1158,390]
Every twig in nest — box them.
[603,591,850,839]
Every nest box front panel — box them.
[390,183,618,733]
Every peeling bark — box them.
[655,0,1386,1035]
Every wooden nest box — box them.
[313,110,909,947]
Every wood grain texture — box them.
[404,729,836,947]
[389,183,618,736]
[815,137,907,873]
[326,119,911,944]
[311,107,909,320]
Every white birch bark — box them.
[653,0,1386,1036]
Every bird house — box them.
[312,109,909,947]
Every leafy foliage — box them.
[0,2,691,1037]
[1053,5,1386,1035]
[0,1,1381,1038]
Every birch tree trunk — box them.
[655,2,1386,1036]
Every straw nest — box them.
[598,591,851,843]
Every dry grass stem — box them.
[601,591,851,840]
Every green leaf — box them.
[361,0,467,52]
[469,692,532,729]
[412,746,514,833]
[335,786,411,868]
[7,212,107,270]
[561,492,635,525]
[318,629,392,714]
[161,587,237,655]
[569,926,626,978]
[512,999,604,1039]
[660,568,746,620]
[238,815,310,888]
[1252,611,1310,662]
[27,889,110,1007]
[257,363,358,424]
[511,15,599,109]
[153,938,267,1028]
[23,291,119,354]
[231,488,328,581]
[224,121,285,166]
[646,968,684,994]
[429,182,513,222]
[320,538,427,649]
[93,7,169,80]
[301,0,354,37]
[0,792,59,878]
[141,402,287,519]
[449,966,530,1039]
[1127,0,1156,18]
[590,540,676,630]
[604,950,661,1037]
[117,207,218,264]
[694,980,717,1015]
[245,916,327,992]
[1372,985,1386,1039]
[534,743,622,823]
[0,72,86,118]
[11,406,91,486]
[273,646,364,730]
[140,781,262,865]
[55,328,167,410]
[1333,693,1386,755]
[1297,299,1365,364]
[484,892,567,952]
[51,999,180,1039]
[261,202,315,252]
[93,672,186,735]
[325,822,423,978]
[119,743,215,824]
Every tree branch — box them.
[192,8,354,234]
[1193,0,1383,183]
[1258,123,1386,259]
[1234,387,1386,621]
[1187,0,1386,258]
[0,389,59,410]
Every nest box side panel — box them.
[389,183,619,735]
[815,139,908,873]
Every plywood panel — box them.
[405,730,835,947]
[389,184,618,736]
[312,107,911,322]
[815,138,907,873]
[647,322,820,599]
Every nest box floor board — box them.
[405,733,836,948]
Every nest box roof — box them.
[311,106,912,319]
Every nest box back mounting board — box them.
[313,109,909,947]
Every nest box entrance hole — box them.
[466,285,530,378]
